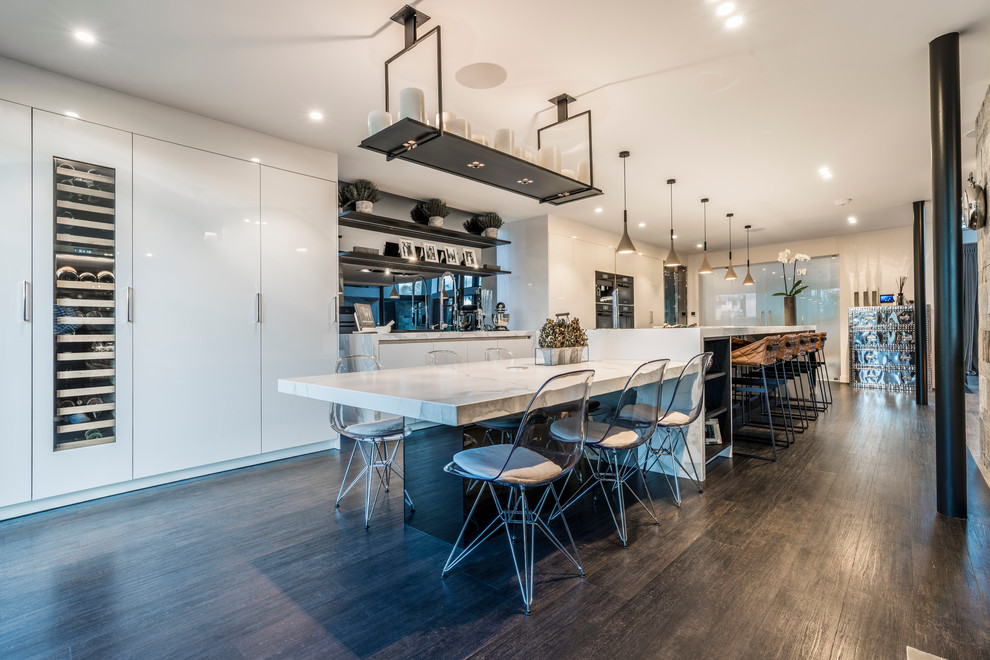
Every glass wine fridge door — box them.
[52,157,117,450]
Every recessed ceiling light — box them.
[697,243,704,248]
[145,253,153,257]
[672,235,678,239]
[595,207,603,213]
[638,222,646,227]
[74,31,96,44]
[455,62,508,89]
[819,166,833,180]
[65,111,79,118]
[848,216,857,224]
[360,268,371,273]
[716,2,735,16]
[308,110,324,121]
[250,157,260,163]
[725,15,743,28]
[571,235,578,239]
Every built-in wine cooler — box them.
[52,157,117,451]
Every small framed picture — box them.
[422,242,440,263]
[399,239,416,260]
[704,419,722,446]
[462,248,478,268]
[444,246,459,264]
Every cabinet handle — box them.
[332,296,338,326]
[127,287,134,322]
[256,293,262,323]
[22,281,31,322]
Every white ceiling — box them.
[0,0,986,253]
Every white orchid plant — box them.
[774,249,811,297]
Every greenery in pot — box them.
[422,198,449,227]
[464,212,503,236]
[339,179,382,212]
[537,317,588,349]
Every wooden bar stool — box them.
[731,335,787,460]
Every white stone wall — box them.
[976,86,990,473]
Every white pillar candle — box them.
[561,168,576,179]
[577,160,591,184]
[446,118,471,138]
[494,128,515,154]
[513,146,524,158]
[398,88,425,122]
[538,145,561,172]
[471,134,490,146]
[367,110,392,136]
[435,111,457,130]
[524,150,537,164]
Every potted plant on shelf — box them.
[339,179,382,214]
[410,202,430,225]
[468,212,503,238]
[772,249,810,325]
[421,198,449,227]
[536,317,589,365]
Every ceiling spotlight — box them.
[818,166,833,179]
[65,111,79,118]
[638,222,646,228]
[250,157,260,163]
[74,31,96,44]
[848,216,857,224]
[308,110,324,121]
[725,15,744,28]
[716,2,735,16]
[697,243,704,249]
[595,207,603,213]
[517,177,532,184]
[672,234,678,239]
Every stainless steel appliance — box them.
[595,271,634,329]
[493,302,510,330]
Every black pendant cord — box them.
[746,226,751,267]
[703,199,708,252]
[668,179,675,248]
[623,155,628,230]
[727,214,733,264]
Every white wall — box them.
[685,221,935,381]
[499,215,550,332]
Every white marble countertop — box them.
[279,357,686,427]
[347,329,533,343]
[646,325,817,338]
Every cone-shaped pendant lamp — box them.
[616,151,637,254]
[742,224,755,285]
[664,179,682,267]
[724,213,738,280]
[698,197,713,275]
[388,275,400,299]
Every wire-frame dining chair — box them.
[329,355,413,527]
[644,352,713,507]
[550,359,669,546]
[441,369,595,615]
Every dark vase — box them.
[897,292,905,305]
[783,295,797,325]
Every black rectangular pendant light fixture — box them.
[358,5,603,205]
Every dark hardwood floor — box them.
[2,385,989,659]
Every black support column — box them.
[913,200,929,406]
[929,32,966,519]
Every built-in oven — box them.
[595,271,635,328]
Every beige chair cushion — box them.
[453,444,562,485]
[550,418,642,450]
[344,416,404,439]
[658,411,691,427]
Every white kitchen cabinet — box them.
[259,167,338,452]
[570,240,612,327]
[0,100,32,507]
[430,340,469,364]
[379,341,436,369]
[132,136,261,478]
[466,339,500,362]
[548,233,576,320]
[497,336,535,357]
[31,110,135,499]
[635,253,663,327]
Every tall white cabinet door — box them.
[0,101,32,506]
[31,111,134,499]
[132,136,261,478]
[260,167,338,452]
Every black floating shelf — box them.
[358,118,603,206]
[339,252,510,279]
[338,211,509,248]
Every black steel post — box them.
[914,200,929,405]
[929,32,966,519]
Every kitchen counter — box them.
[693,325,817,338]
[340,329,536,369]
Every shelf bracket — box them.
[390,5,431,48]
[548,93,577,123]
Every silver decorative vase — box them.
[783,295,797,325]
[428,216,444,227]
[535,346,586,366]
[483,227,499,239]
